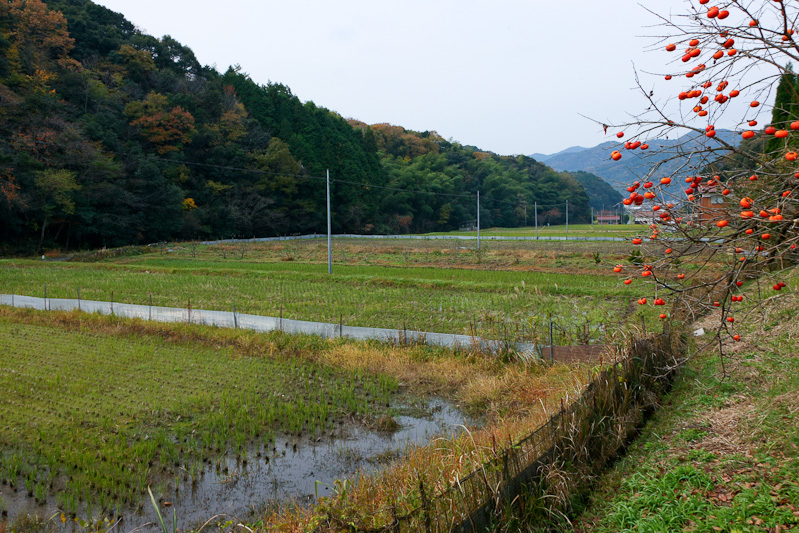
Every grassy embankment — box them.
[573,267,799,532]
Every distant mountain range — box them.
[530,146,589,162]
[530,130,738,194]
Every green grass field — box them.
[418,224,640,238]
[0,237,660,344]
[0,237,708,529]
[0,304,592,529]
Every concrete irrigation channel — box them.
[0,293,540,357]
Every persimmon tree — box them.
[604,0,799,365]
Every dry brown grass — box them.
[270,335,676,532]
[142,238,632,274]
[320,341,585,418]
[263,364,589,531]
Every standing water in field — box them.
[171,398,469,526]
[1,398,470,530]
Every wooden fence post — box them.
[419,477,432,533]
[391,505,401,533]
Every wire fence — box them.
[0,293,605,364]
[316,331,682,532]
[199,233,627,246]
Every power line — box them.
[9,136,328,182]
[474,195,584,210]
[336,176,587,209]
[9,136,590,210]
[331,176,475,199]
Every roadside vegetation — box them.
[574,267,799,532]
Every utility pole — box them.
[476,190,481,250]
[327,169,332,275]
[566,202,569,237]
[534,202,538,240]
[591,207,594,228]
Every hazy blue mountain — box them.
[530,145,589,163]
[530,130,738,193]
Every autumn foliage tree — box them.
[5,0,78,74]
[0,173,22,213]
[125,92,195,154]
[605,0,799,363]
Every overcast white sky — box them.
[94,0,690,156]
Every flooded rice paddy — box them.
[2,399,470,530]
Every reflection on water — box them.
[2,399,470,530]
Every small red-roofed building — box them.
[696,183,727,223]
[596,210,621,225]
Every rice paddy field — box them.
[0,314,393,517]
[0,306,588,530]
[0,236,685,530]
[0,237,668,346]
[419,223,639,239]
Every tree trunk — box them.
[64,222,71,252]
[37,214,49,255]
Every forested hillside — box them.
[0,0,594,252]
[564,171,622,212]
[349,122,592,231]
